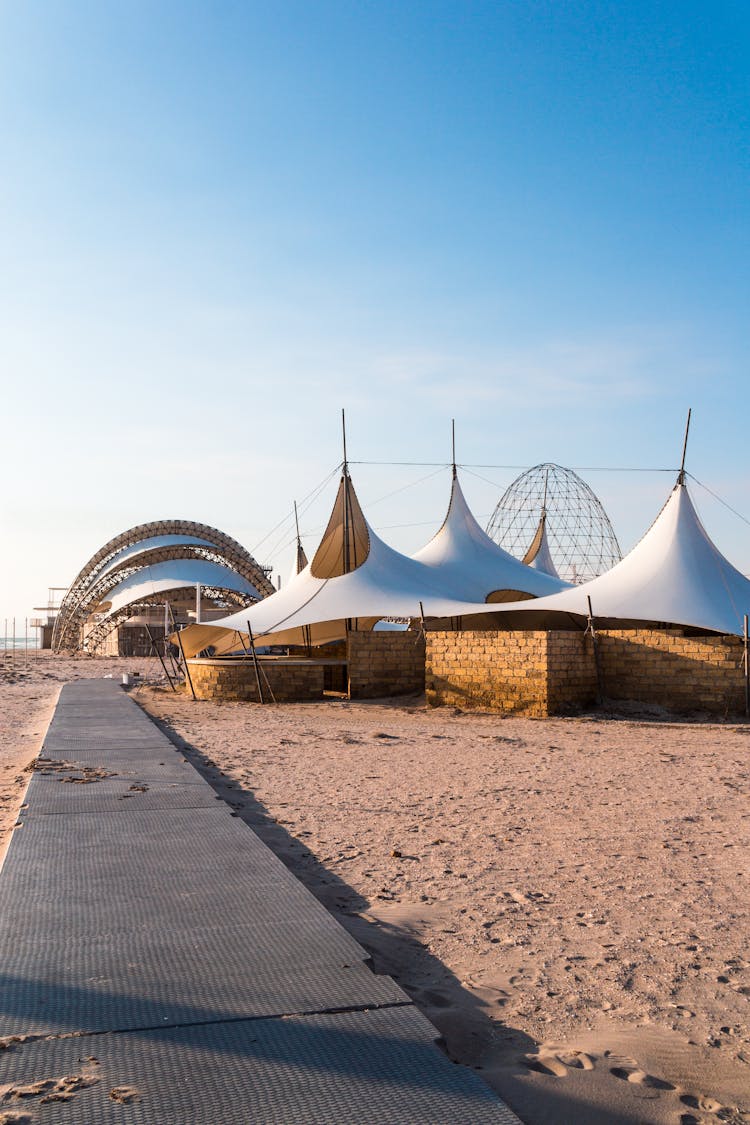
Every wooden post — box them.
[247,620,265,704]
[744,615,749,719]
[586,596,604,705]
[145,625,176,692]
[176,629,196,700]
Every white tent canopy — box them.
[175,471,750,659]
[412,471,566,600]
[486,480,750,637]
[175,470,566,657]
[97,559,263,618]
[97,535,217,580]
[522,512,560,579]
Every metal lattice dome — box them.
[486,463,622,584]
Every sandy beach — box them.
[1,652,748,1124]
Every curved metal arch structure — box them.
[53,520,276,652]
[82,585,253,654]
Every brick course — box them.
[598,629,745,714]
[187,658,326,702]
[347,630,425,699]
[425,628,747,716]
[425,630,597,716]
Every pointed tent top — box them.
[310,471,371,579]
[413,470,568,599]
[289,540,309,582]
[451,419,457,480]
[522,510,560,578]
[493,479,750,636]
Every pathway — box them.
[0,679,521,1123]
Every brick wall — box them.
[547,630,600,712]
[347,630,426,699]
[426,630,597,716]
[597,629,745,714]
[187,658,325,702]
[426,627,747,716]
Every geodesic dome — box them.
[486,463,622,584]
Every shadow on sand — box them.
[143,699,659,1125]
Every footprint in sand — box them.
[523,1049,594,1077]
[679,1093,729,1115]
[609,1059,675,1089]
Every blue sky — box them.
[1,1,749,624]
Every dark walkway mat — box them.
[34,750,206,782]
[0,1006,519,1125]
[21,773,221,815]
[0,679,521,1121]
[0,943,407,1036]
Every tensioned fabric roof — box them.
[177,473,750,656]
[98,559,263,618]
[484,480,750,637]
[175,470,568,657]
[521,512,560,579]
[411,472,566,600]
[96,535,217,578]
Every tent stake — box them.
[145,624,176,692]
[247,620,265,704]
[176,630,196,700]
[744,615,749,719]
[586,595,604,705]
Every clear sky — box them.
[1,1,749,627]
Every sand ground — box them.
[1,651,748,1124]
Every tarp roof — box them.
[522,511,560,579]
[486,480,750,636]
[96,559,263,618]
[175,470,564,657]
[412,472,566,599]
[98,535,216,579]
[176,472,749,659]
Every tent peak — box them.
[522,509,560,578]
[310,470,371,579]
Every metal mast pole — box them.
[678,408,692,485]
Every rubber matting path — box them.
[0,679,521,1123]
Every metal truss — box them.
[82,587,251,654]
[53,520,276,652]
[486,463,622,584]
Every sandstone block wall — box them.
[347,630,426,699]
[188,658,325,702]
[425,630,598,716]
[597,630,745,714]
[547,630,600,713]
